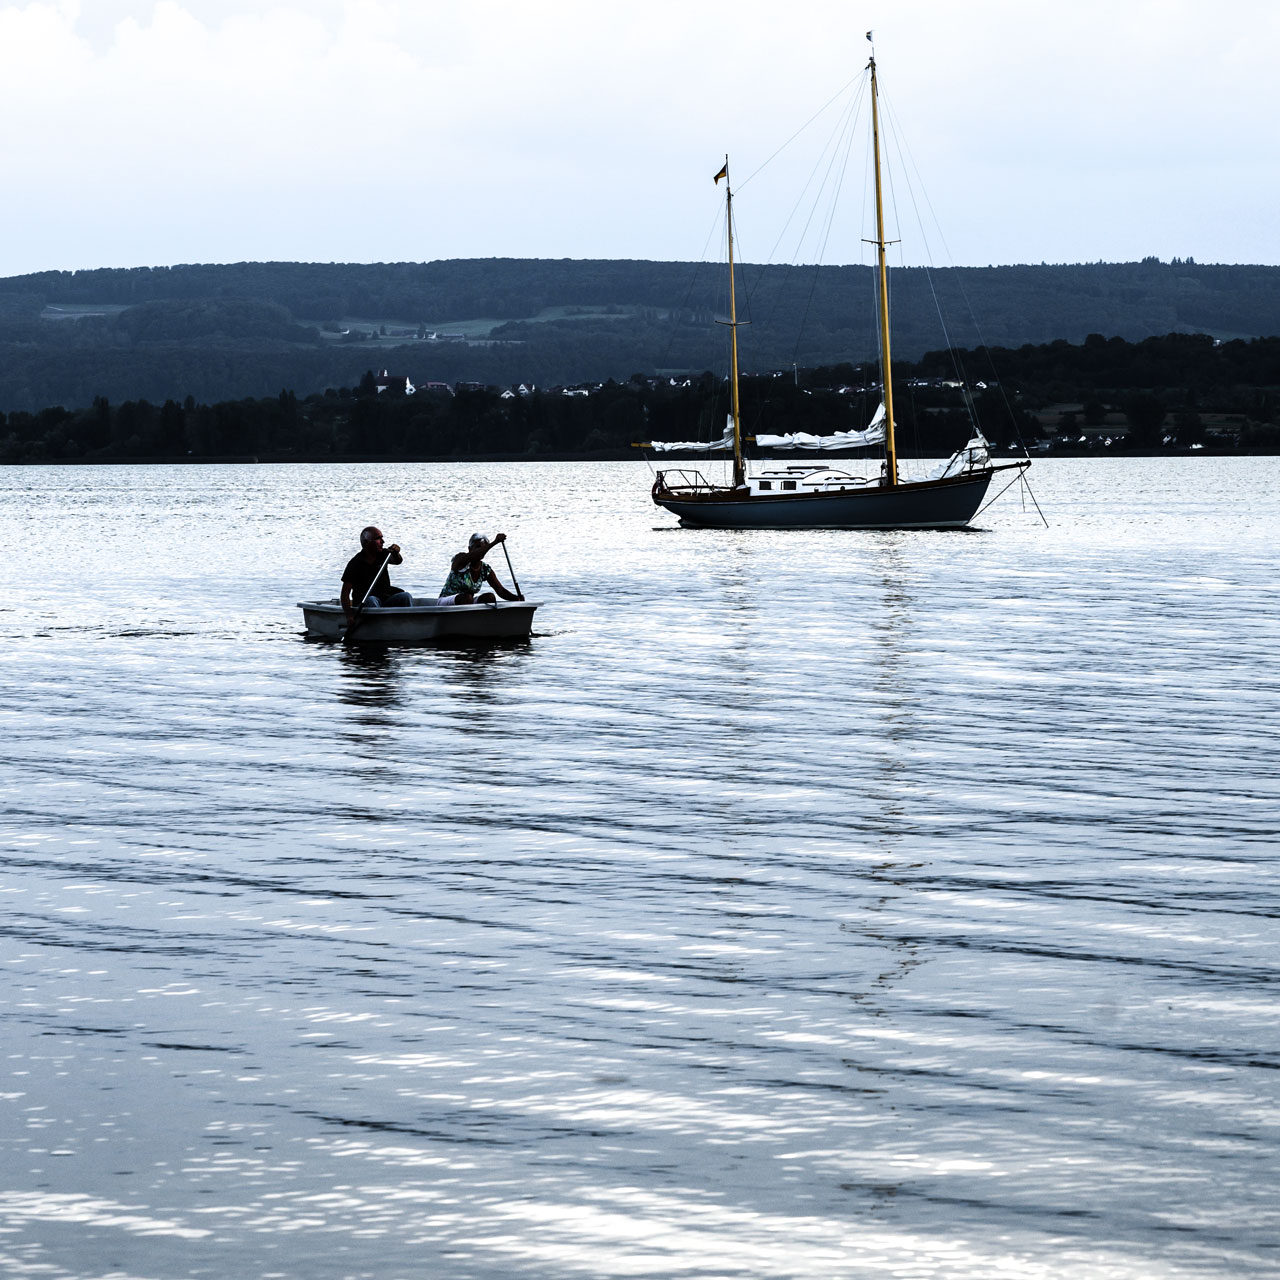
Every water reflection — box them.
[3,460,1278,1279]
[844,544,926,1053]
[434,641,534,738]
[335,642,405,710]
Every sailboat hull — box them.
[653,470,997,530]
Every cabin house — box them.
[373,369,415,395]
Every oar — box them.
[344,550,393,642]
[499,539,524,601]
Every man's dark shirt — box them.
[342,552,398,603]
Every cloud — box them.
[0,0,1277,272]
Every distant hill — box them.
[1,257,1278,413]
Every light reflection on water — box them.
[1,458,1277,1279]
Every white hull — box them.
[298,600,540,641]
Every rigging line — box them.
[812,91,860,275]
[700,74,858,397]
[727,207,770,443]
[855,108,890,458]
[737,73,863,193]
[1020,469,1050,526]
[880,91,986,439]
[878,87,941,269]
[789,89,865,368]
[731,201,755,331]
[758,76,869,270]
[659,203,731,374]
[744,90,868,379]
[807,101,872,433]
[710,205,741,457]
[944,272,1035,457]
[744,77,867,359]
[880,92,1024,454]
[974,467,1047,525]
[794,128,858,365]
[876,144,909,463]
[879,92,981,437]
[972,470,1026,518]
[697,210,733,447]
[862,122,884,408]
[862,107,878,337]
[878,93,1032,458]
[791,84,864,264]
[727,207,766,401]
[871,93,907,405]
[874,106,913,402]
[878,91,945,473]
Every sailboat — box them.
[648,51,1030,530]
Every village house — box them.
[373,369,415,395]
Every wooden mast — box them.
[718,157,746,488]
[868,54,898,486]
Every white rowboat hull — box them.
[297,600,540,641]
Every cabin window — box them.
[782,480,797,491]
[758,480,772,490]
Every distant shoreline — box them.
[4,448,1268,466]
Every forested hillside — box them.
[5,333,1278,463]
[1,257,1278,414]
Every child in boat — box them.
[437,532,524,605]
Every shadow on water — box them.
[432,639,536,734]
[304,633,532,654]
[331,647,406,762]
[323,634,534,734]
[335,643,405,716]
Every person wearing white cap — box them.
[437,532,523,606]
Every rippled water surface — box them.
[2,458,1277,1279]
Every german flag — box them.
[713,163,727,185]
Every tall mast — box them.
[717,157,746,488]
[868,55,899,486]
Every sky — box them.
[1,0,1278,276]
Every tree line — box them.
[3,332,1278,463]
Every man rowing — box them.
[438,532,524,605]
[341,526,413,624]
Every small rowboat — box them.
[297,598,540,641]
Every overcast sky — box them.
[1,0,1277,276]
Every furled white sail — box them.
[755,402,887,451]
[924,433,990,480]
[647,416,735,452]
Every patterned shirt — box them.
[441,560,493,598]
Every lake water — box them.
[1,457,1277,1279]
